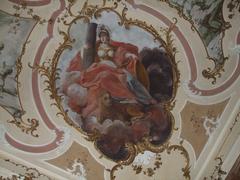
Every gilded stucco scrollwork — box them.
[158,0,232,84]
[203,157,227,180]
[0,157,51,180]
[35,0,180,158]
[0,7,40,137]
[32,1,192,179]
[227,0,240,19]
[0,0,239,179]
[110,141,190,179]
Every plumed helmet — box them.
[97,24,111,37]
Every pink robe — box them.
[65,40,143,118]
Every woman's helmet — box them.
[97,24,111,38]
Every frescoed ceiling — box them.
[0,0,240,179]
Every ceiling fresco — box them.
[0,0,239,179]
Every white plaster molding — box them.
[133,151,156,166]
[66,159,87,180]
[203,115,220,137]
[0,123,10,147]
[55,126,72,156]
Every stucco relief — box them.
[0,0,239,179]
[180,99,229,158]
[47,141,105,180]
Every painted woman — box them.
[64,24,154,120]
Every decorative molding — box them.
[33,0,181,165]
[133,151,156,166]
[158,0,231,84]
[227,0,240,19]
[4,0,66,153]
[8,118,39,137]
[216,108,240,158]
[46,141,105,180]
[55,126,72,156]
[66,158,87,179]
[0,124,10,147]
[0,158,51,180]
[229,109,240,132]
[29,1,190,179]
[128,1,240,97]
[9,0,51,7]
[0,9,40,136]
[111,142,191,179]
[203,115,220,137]
[181,99,229,158]
[131,152,161,177]
[204,157,227,180]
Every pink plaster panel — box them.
[5,0,65,153]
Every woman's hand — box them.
[125,52,137,59]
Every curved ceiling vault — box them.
[0,0,240,179]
